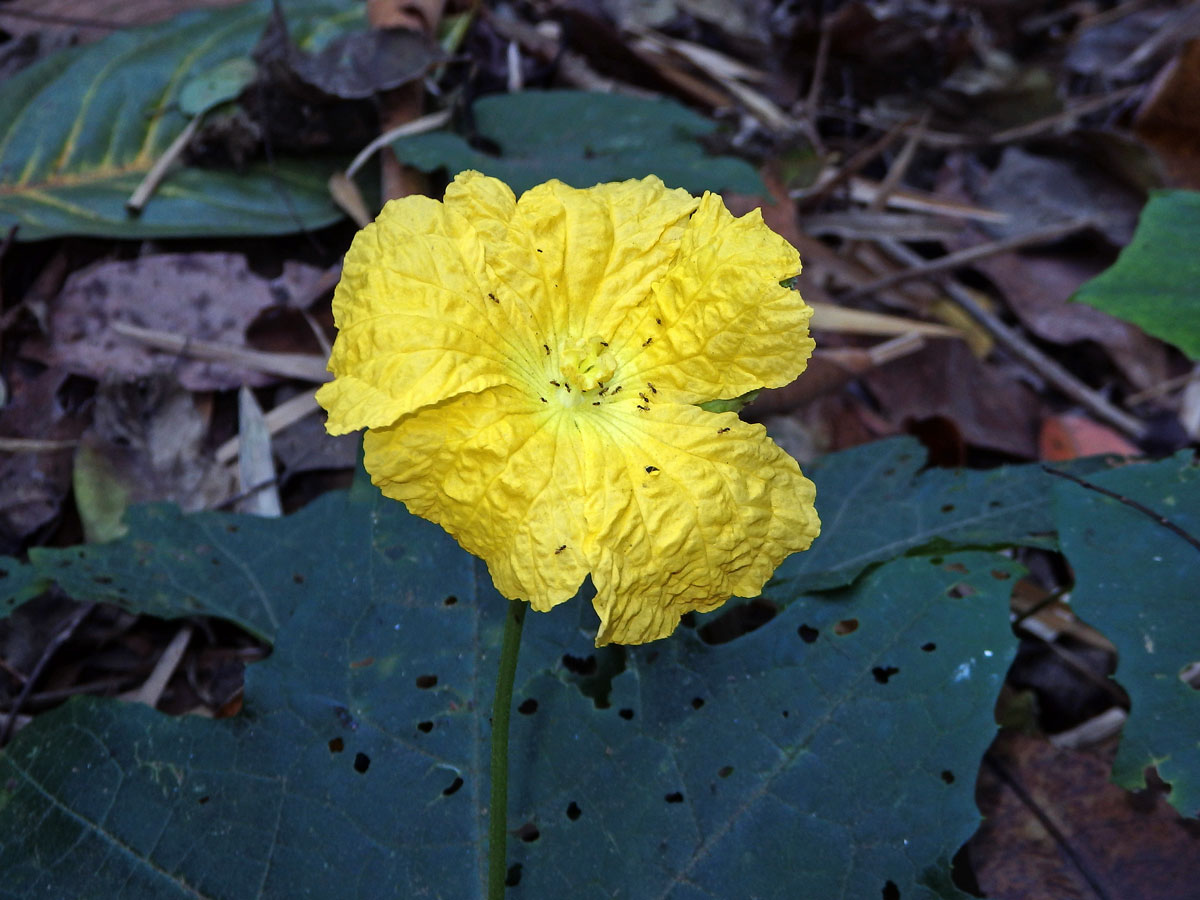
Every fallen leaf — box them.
[970,731,1200,900]
[1136,38,1200,189]
[0,368,84,553]
[1039,414,1141,461]
[73,375,233,542]
[861,338,1042,458]
[35,253,324,391]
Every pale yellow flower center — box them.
[541,335,621,409]
[560,336,616,391]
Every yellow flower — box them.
[317,171,819,645]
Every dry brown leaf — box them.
[34,253,324,391]
[1135,37,1200,190]
[861,338,1042,458]
[970,731,1200,900]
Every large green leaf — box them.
[0,0,360,241]
[389,90,765,195]
[1052,451,1200,814]
[1072,190,1200,359]
[770,436,1105,594]
[0,475,1018,898]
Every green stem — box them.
[488,597,526,900]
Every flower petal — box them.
[316,193,526,435]
[460,175,698,355]
[581,402,820,645]
[619,193,813,403]
[361,386,591,610]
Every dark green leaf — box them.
[0,481,1017,898]
[390,90,765,195]
[1072,190,1200,360]
[1051,451,1200,814]
[770,436,1102,594]
[0,0,361,241]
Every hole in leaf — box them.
[718,766,733,778]
[328,737,344,753]
[1180,662,1200,690]
[798,624,819,643]
[941,770,955,784]
[444,595,458,606]
[505,864,522,887]
[566,801,582,821]
[921,642,937,652]
[990,569,1011,580]
[515,822,540,843]
[353,752,370,773]
[691,697,705,710]
[518,698,538,715]
[698,598,777,644]
[618,708,634,720]
[415,674,438,689]
[834,618,859,636]
[882,881,900,900]
[562,646,625,708]
[417,721,434,733]
[562,654,597,676]
[664,792,684,804]
[443,776,464,796]
[947,583,976,599]
[872,666,899,684]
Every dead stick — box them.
[876,237,1146,439]
[0,604,95,745]
[794,116,915,209]
[843,218,1094,301]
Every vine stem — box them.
[488,597,527,899]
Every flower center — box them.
[559,335,617,393]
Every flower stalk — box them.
[488,596,527,899]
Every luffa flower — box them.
[317,171,820,645]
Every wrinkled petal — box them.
[580,402,819,644]
[316,194,530,434]
[362,386,590,610]
[458,175,698,374]
[321,171,821,645]
[618,193,813,403]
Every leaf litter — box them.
[0,0,1198,896]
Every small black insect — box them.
[718,427,730,434]
[554,545,566,555]
[642,337,653,348]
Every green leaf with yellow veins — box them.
[0,0,361,241]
